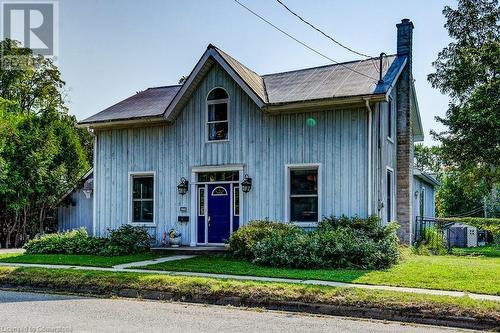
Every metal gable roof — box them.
[163,45,267,121]
[79,45,408,126]
[263,55,397,104]
[213,46,267,103]
[79,85,181,124]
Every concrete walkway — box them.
[0,259,498,302]
[113,255,196,269]
[0,248,25,254]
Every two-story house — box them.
[59,19,432,246]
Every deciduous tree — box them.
[428,0,499,187]
[0,40,91,247]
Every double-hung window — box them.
[289,167,319,222]
[131,174,154,223]
[207,88,229,141]
[386,168,393,223]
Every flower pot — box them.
[170,236,181,247]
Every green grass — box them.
[138,252,500,295]
[452,245,500,258]
[0,266,497,321]
[0,252,163,267]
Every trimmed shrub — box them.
[23,225,151,256]
[101,225,151,256]
[23,228,99,255]
[227,220,301,260]
[253,231,323,268]
[227,216,400,269]
[318,215,381,237]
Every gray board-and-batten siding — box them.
[58,187,93,234]
[93,63,374,244]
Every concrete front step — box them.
[151,246,227,256]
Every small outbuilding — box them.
[57,170,93,234]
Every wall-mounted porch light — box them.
[241,174,252,193]
[177,177,189,195]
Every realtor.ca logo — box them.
[0,0,58,69]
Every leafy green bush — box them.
[23,228,98,255]
[318,215,394,241]
[227,220,300,260]
[228,216,400,269]
[413,227,448,255]
[23,225,151,256]
[101,225,152,256]
[253,231,323,268]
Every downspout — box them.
[88,127,97,237]
[364,98,372,216]
[377,103,383,217]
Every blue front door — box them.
[207,184,231,243]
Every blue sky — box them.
[59,0,454,145]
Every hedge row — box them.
[441,217,500,235]
[23,225,151,256]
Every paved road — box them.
[0,290,473,333]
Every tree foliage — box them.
[414,144,488,217]
[442,217,500,236]
[435,170,488,217]
[0,39,91,248]
[414,144,443,174]
[428,0,500,187]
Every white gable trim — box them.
[381,56,423,142]
[383,56,407,101]
[164,48,265,121]
[411,81,424,142]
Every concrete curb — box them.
[0,284,497,331]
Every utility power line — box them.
[446,206,484,218]
[275,0,374,59]
[233,0,379,82]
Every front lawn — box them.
[138,252,500,295]
[0,266,497,323]
[0,252,162,268]
[452,245,500,258]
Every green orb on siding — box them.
[306,117,317,127]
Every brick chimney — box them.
[396,19,414,244]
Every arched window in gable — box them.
[207,88,229,141]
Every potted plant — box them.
[169,229,182,247]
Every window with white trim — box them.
[207,88,229,141]
[289,168,318,222]
[211,186,228,196]
[131,175,154,223]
